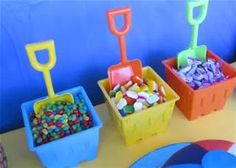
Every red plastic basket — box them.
[162,50,236,120]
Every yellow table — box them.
[1,64,236,168]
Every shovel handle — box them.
[187,0,208,25]
[187,0,209,48]
[107,7,131,63]
[25,40,56,98]
[107,7,131,36]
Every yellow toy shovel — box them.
[25,40,74,114]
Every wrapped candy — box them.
[174,57,228,90]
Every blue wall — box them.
[1,0,236,133]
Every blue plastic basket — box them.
[21,86,103,168]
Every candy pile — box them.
[109,76,167,116]
[174,57,228,89]
[30,94,93,146]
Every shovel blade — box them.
[34,93,74,114]
[177,45,207,68]
[108,59,142,89]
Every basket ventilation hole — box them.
[212,94,216,103]
[136,138,143,142]
[149,118,152,125]
[133,124,136,131]
[200,98,204,107]
[224,90,228,99]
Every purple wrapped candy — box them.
[179,65,192,74]
[196,67,206,74]
[174,57,228,89]
[186,65,198,76]
[193,73,204,81]
[193,80,202,88]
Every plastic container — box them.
[21,86,103,168]
[98,66,179,145]
[162,50,236,120]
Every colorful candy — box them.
[114,91,123,103]
[146,94,159,105]
[30,94,93,146]
[116,98,127,110]
[109,75,167,116]
[134,102,143,112]
[126,90,138,99]
[174,57,228,89]
[131,75,143,85]
[123,105,135,114]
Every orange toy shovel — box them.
[107,7,142,89]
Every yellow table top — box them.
[1,63,236,168]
